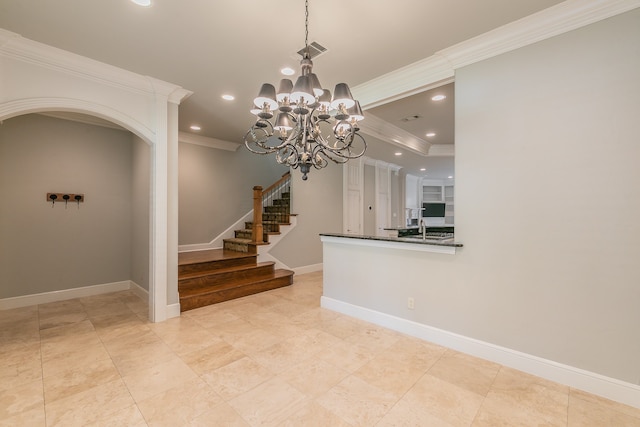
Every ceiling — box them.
[0,0,564,179]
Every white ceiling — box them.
[0,0,565,179]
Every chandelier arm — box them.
[317,132,367,161]
[307,121,361,158]
[244,125,277,155]
[275,143,300,167]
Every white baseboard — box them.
[129,281,149,301]
[293,263,323,275]
[0,280,132,310]
[321,296,640,410]
[166,303,181,319]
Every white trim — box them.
[427,144,455,157]
[0,281,132,310]
[293,263,323,275]
[0,28,190,100]
[353,0,640,109]
[320,235,457,255]
[178,131,241,152]
[1,32,192,323]
[359,113,431,156]
[166,303,181,319]
[321,296,640,410]
[441,0,640,71]
[0,98,155,144]
[129,281,149,301]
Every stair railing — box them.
[252,171,291,244]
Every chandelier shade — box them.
[244,0,366,180]
[330,83,356,110]
[276,79,294,102]
[254,84,278,111]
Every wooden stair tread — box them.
[179,261,275,281]
[179,269,294,298]
[179,249,255,266]
[182,174,294,311]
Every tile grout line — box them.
[469,364,504,426]
[37,304,47,427]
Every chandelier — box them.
[244,0,366,181]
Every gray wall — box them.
[130,135,150,290]
[269,161,343,268]
[453,9,640,383]
[178,143,288,245]
[0,114,135,298]
[325,9,640,385]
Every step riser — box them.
[223,241,251,253]
[234,230,269,241]
[180,275,293,312]
[179,264,276,292]
[179,256,257,276]
[263,214,289,223]
[264,206,289,213]
[246,223,282,233]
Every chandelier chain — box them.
[304,0,309,54]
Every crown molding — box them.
[178,131,241,152]
[0,28,191,101]
[359,112,431,157]
[441,0,640,70]
[427,144,455,157]
[352,56,454,109]
[353,0,640,108]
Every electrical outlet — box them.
[407,297,415,310]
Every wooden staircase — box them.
[178,249,293,312]
[178,172,294,312]
[222,180,291,253]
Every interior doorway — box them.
[0,112,152,315]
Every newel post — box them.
[252,186,264,244]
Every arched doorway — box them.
[1,111,151,313]
[1,30,192,321]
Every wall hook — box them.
[47,193,84,208]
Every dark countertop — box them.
[320,233,463,248]
[383,225,453,230]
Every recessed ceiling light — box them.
[280,67,295,76]
[426,132,436,138]
[222,94,235,101]
[394,152,402,156]
[190,125,201,131]
[448,176,454,179]
[431,94,446,101]
[131,0,151,6]
[420,168,426,171]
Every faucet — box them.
[419,219,426,240]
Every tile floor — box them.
[1,271,639,426]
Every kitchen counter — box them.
[320,233,463,255]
